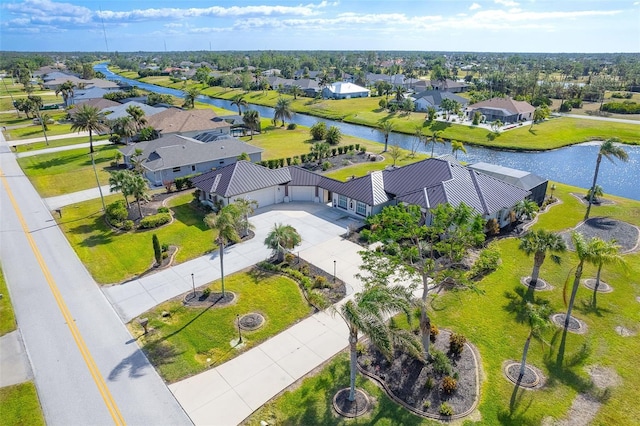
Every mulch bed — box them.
[504,361,544,389]
[571,193,616,206]
[582,279,613,293]
[551,313,587,334]
[520,276,553,291]
[272,257,346,304]
[183,291,236,308]
[238,312,265,331]
[358,329,478,419]
[333,388,371,418]
[303,150,383,173]
[563,217,640,253]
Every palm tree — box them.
[519,301,551,379]
[231,95,248,116]
[264,223,302,262]
[518,229,567,286]
[183,86,201,109]
[129,173,150,219]
[205,204,242,297]
[451,140,467,159]
[310,142,331,165]
[242,109,260,140]
[110,116,136,144]
[378,121,394,152]
[428,130,444,157]
[563,232,599,330]
[108,170,133,208]
[290,85,303,100]
[55,80,75,106]
[393,86,406,103]
[70,104,108,211]
[335,283,421,402]
[586,185,604,203]
[273,97,293,127]
[585,138,628,220]
[588,238,626,307]
[126,105,147,130]
[233,198,258,238]
[514,199,540,221]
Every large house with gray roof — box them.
[120,134,262,186]
[193,158,531,228]
[466,97,535,123]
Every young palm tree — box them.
[110,116,136,144]
[428,130,444,157]
[231,95,248,116]
[515,199,540,221]
[588,238,626,307]
[242,109,260,139]
[336,283,421,402]
[519,301,551,379]
[264,223,302,262]
[71,104,108,211]
[290,85,303,100]
[129,173,150,219]
[563,232,598,330]
[585,138,629,220]
[393,86,407,103]
[108,170,133,208]
[274,97,293,127]
[205,204,242,297]
[518,229,567,286]
[585,184,604,204]
[183,86,201,109]
[310,142,331,165]
[126,105,147,131]
[378,121,394,152]
[55,80,76,106]
[233,198,258,238]
[451,140,467,159]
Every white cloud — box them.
[495,0,520,7]
[3,0,92,24]
[469,3,482,10]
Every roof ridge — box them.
[469,169,490,214]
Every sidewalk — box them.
[16,140,112,158]
[4,131,90,146]
[43,185,113,211]
[0,330,34,387]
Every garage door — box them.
[290,186,315,202]
[244,188,276,208]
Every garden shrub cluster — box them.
[601,101,640,114]
[139,212,171,229]
[441,376,458,394]
[467,247,501,280]
[611,92,633,99]
[439,402,454,416]
[449,333,467,355]
[258,259,330,309]
[106,200,128,224]
[256,144,362,170]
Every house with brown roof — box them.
[69,98,120,117]
[466,97,535,123]
[146,108,231,138]
[193,158,532,228]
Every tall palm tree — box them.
[451,140,467,159]
[108,170,133,208]
[585,138,628,220]
[264,223,302,262]
[519,301,551,379]
[55,80,75,106]
[588,238,626,307]
[233,198,258,238]
[273,97,293,127]
[290,85,303,100]
[518,229,567,286]
[242,109,260,140]
[205,204,242,297]
[126,105,147,130]
[110,116,136,144]
[129,173,150,219]
[393,86,406,103]
[335,283,421,402]
[183,86,201,109]
[71,104,108,211]
[378,121,394,152]
[428,130,444,157]
[231,95,248,116]
[563,232,599,330]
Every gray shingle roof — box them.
[192,161,291,197]
[468,162,547,191]
[102,101,165,120]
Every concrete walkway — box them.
[5,131,90,146]
[43,185,112,210]
[16,140,112,158]
[0,330,34,387]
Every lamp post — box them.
[236,314,243,343]
[550,183,557,200]
[333,260,336,283]
[191,273,195,298]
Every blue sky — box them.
[1,0,639,52]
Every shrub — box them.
[202,287,211,298]
[299,264,310,276]
[486,218,500,235]
[378,98,388,109]
[322,161,332,171]
[292,156,300,165]
[559,101,572,112]
[337,146,344,155]
[601,101,640,114]
[152,234,162,265]
[300,154,308,163]
[611,92,632,99]
[442,376,457,394]
[424,377,435,390]
[106,200,128,223]
[307,289,329,309]
[284,252,295,264]
[157,207,169,213]
[109,135,121,144]
[314,275,328,288]
[161,242,169,252]
[355,143,360,151]
[139,213,171,229]
[356,342,366,355]
[468,247,501,280]
[449,333,467,355]
[331,148,337,157]
[359,228,372,242]
[430,323,440,342]
[360,146,366,154]
[286,157,292,166]
[310,121,327,140]
[439,402,454,416]
[287,123,297,130]
[431,349,452,375]
[326,126,342,145]
[423,400,431,410]
[122,220,134,231]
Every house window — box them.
[219,160,225,165]
[172,166,181,173]
[338,195,347,209]
[356,202,367,216]
[191,165,196,172]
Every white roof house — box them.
[322,82,370,99]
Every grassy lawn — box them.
[57,191,216,284]
[5,122,79,141]
[17,144,120,197]
[0,94,62,112]
[244,182,640,425]
[0,268,16,336]
[0,382,45,426]
[128,269,312,382]
[13,134,111,153]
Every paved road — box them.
[0,134,191,425]
[553,112,640,124]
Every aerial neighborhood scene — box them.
[2,0,640,425]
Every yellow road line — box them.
[0,169,126,426]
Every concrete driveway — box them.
[103,202,366,323]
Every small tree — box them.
[388,142,402,166]
[519,301,551,379]
[152,234,162,266]
[514,199,539,221]
[204,204,242,297]
[589,238,626,307]
[325,126,342,145]
[491,120,503,134]
[264,223,302,262]
[518,229,567,287]
[310,121,327,141]
[426,106,437,122]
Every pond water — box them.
[96,63,640,201]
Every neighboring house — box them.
[322,82,370,99]
[211,115,253,137]
[294,69,321,79]
[262,69,281,76]
[425,79,470,93]
[120,134,263,186]
[468,162,548,206]
[412,90,469,112]
[101,101,166,120]
[146,107,231,138]
[466,97,535,123]
[68,86,121,106]
[68,98,120,117]
[43,75,120,91]
[193,158,531,228]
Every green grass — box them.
[13,134,111,153]
[128,269,312,382]
[243,182,640,425]
[0,382,45,426]
[57,191,216,284]
[5,123,79,141]
[17,144,119,197]
[0,268,16,336]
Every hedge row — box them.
[601,101,640,114]
[257,144,365,170]
[139,212,172,229]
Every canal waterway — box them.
[96,63,640,201]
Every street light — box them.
[236,314,243,343]
[550,183,557,200]
[191,273,195,298]
[333,260,336,283]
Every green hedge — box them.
[601,101,640,114]
[139,212,171,229]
